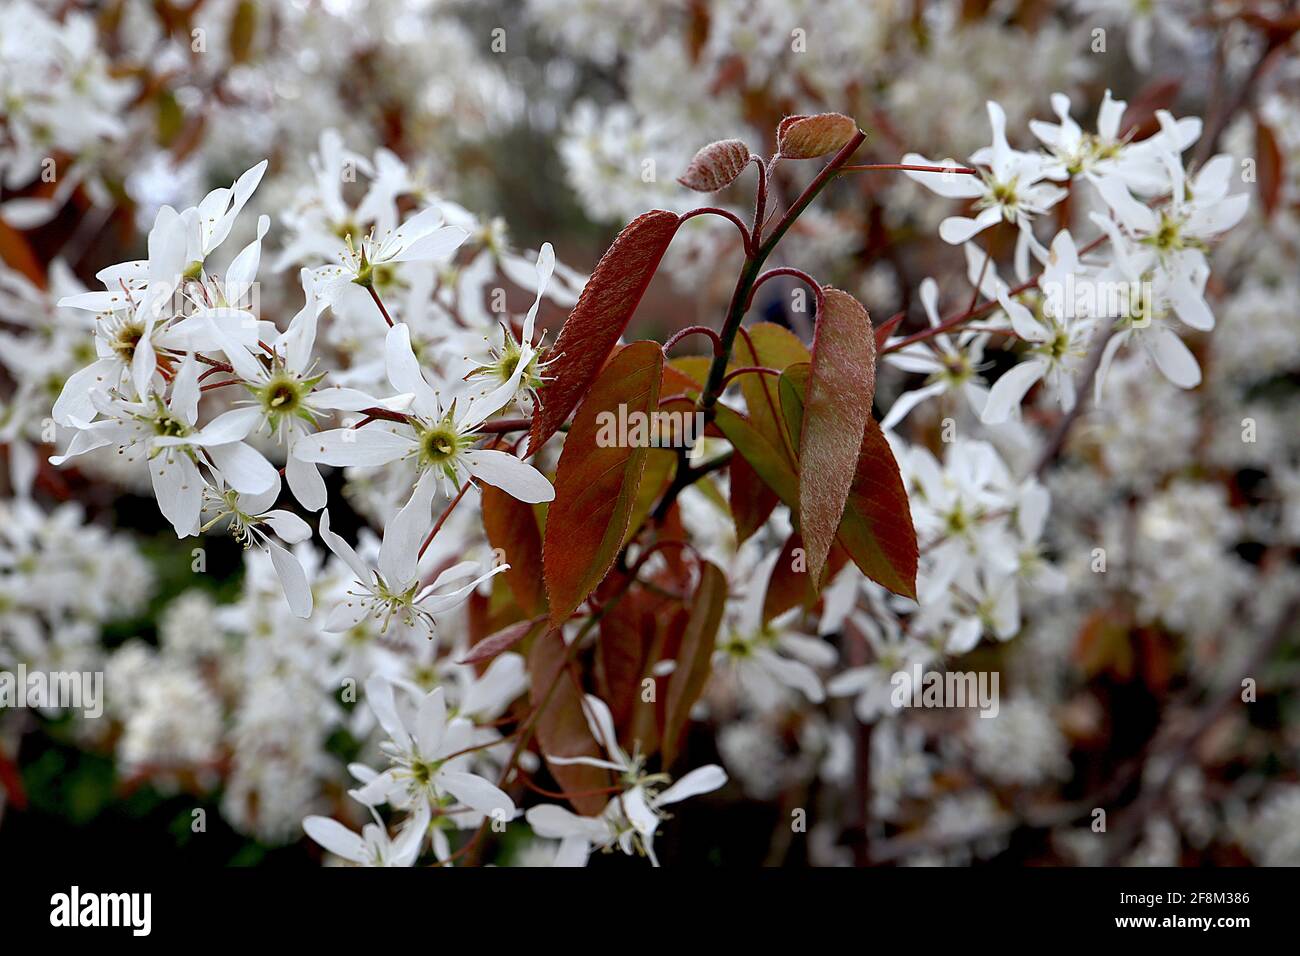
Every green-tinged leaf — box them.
[156,90,184,147]
[798,287,875,582]
[778,363,808,451]
[528,630,607,815]
[731,321,809,469]
[228,0,257,63]
[781,365,917,599]
[529,210,680,453]
[481,483,546,617]
[713,403,798,508]
[623,449,676,547]
[670,356,710,391]
[662,561,727,766]
[777,113,859,159]
[543,342,663,624]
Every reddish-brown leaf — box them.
[781,364,917,599]
[543,342,664,624]
[481,484,546,617]
[729,451,778,544]
[678,139,752,191]
[465,575,519,653]
[0,220,44,288]
[460,617,544,665]
[837,419,918,599]
[1256,118,1284,220]
[777,113,858,159]
[798,288,875,582]
[528,210,680,454]
[597,590,654,728]
[761,532,848,623]
[528,629,607,815]
[623,448,676,547]
[662,561,727,766]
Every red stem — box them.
[840,163,978,175]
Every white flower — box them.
[714,553,837,708]
[318,470,506,635]
[311,206,469,307]
[1093,140,1247,324]
[50,355,278,537]
[881,277,990,430]
[467,242,559,415]
[56,174,273,407]
[350,678,516,818]
[296,323,555,504]
[199,478,314,618]
[527,693,727,866]
[902,438,1019,599]
[1031,92,1201,194]
[1090,216,1207,394]
[303,800,430,867]
[904,101,1066,249]
[981,231,1097,424]
[1073,0,1197,73]
[204,272,406,510]
[178,161,270,274]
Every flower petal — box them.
[461,449,554,503]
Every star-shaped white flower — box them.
[350,678,517,818]
[318,469,506,635]
[296,323,554,504]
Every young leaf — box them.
[777,113,859,160]
[1256,118,1283,220]
[528,629,608,815]
[836,419,918,599]
[798,288,875,582]
[662,561,727,766]
[529,210,680,453]
[228,0,257,63]
[762,532,846,623]
[678,139,752,192]
[729,451,778,544]
[597,588,654,729]
[669,356,710,392]
[622,448,677,547]
[731,321,809,470]
[481,484,546,617]
[460,617,544,665]
[543,342,664,625]
[780,364,917,599]
[713,403,798,508]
